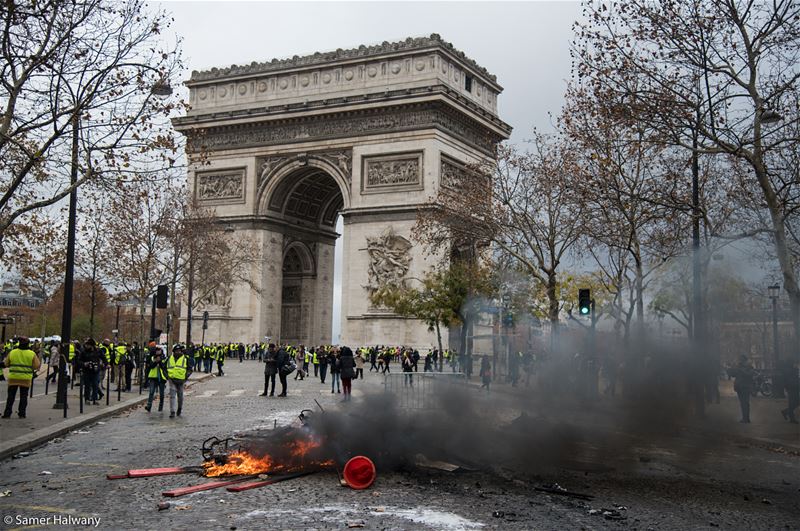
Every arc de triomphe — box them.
[174,35,510,347]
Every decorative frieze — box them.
[363,152,422,192]
[187,103,499,156]
[195,169,246,204]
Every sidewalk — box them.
[0,371,213,461]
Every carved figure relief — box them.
[196,171,245,202]
[363,152,422,191]
[364,228,413,294]
[199,284,233,310]
[440,156,469,189]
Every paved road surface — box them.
[0,361,798,530]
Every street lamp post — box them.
[52,77,173,415]
[768,284,780,366]
[53,113,80,416]
[768,284,783,398]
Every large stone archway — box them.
[174,35,511,347]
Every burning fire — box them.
[289,439,320,458]
[204,451,273,477]
[203,439,333,477]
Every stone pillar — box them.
[311,241,336,345]
[261,230,284,344]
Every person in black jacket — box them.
[328,349,341,393]
[728,355,755,423]
[260,344,278,397]
[340,346,356,401]
[275,347,289,397]
[79,339,104,405]
[318,347,329,384]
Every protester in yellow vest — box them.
[144,346,167,413]
[3,337,41,419]
[113,343,127,392]
[167,344,190,418]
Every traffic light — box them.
[578,288,592,316]
[503,312,514,328]
[202,310,209,330]
[156,284,169,309]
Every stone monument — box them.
[173,34,511,347]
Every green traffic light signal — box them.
[578,288,592,316]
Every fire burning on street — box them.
[203,451,273,477]
[202,434,333,477]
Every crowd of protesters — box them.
[1,336,797,426]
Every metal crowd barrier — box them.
[383,372,467,409]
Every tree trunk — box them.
[459,314,469,358]
[89,278,97,337]
[753,156,800,361]
[546,272,559,345]
[435,319,443,372]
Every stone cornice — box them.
[174,83,511,135]
[177,100,507,157]
[188,34,500,89]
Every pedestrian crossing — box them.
[191,388,305,398]
[190,387,364,399]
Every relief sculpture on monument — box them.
[364,228,413,295]
[196,171,244,201]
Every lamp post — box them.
[53,113,80,415]
[768,284,780,367]
[53,77,173,415]
[768,284,784,398]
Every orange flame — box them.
[289,438,320,458]
[203,439,333,477]
[203,451,273,477]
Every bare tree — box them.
[564,86,684,339]
[0,0,184,257]
[5,210,66,351]
[103,179,179,344]
[416,137,583,339]
[573,0,800,359]
[75,191,111,337]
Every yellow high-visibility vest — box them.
[167,354,187,380]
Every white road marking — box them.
[196,390,219,398]
[226,389,246,397]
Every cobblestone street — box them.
[0,361,798,530]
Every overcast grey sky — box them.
[160,1,584,341]
[162,1,582,142]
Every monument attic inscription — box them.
[173,34,510,347]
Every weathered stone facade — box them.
[174,34,510,347]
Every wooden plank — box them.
[127,467,196,478]
[226,471,313,492]
[162,476,255,497]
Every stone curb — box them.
[0,373,215,462]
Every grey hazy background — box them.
[161,1,583,342]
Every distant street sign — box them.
[111,329,119,334]
[0,317,14,324]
